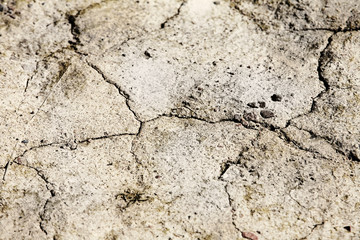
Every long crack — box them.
[12,160,56,236]
[160,0,186,29]
[224,184,241,232]
[2,142,62,181]
[284,31,335,128]
[86,61,141,122]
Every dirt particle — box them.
[344,226,351,232]
[271,94,282,102]
[144,50,152,59]
[258,101,266,108]
[247,102,258,108]
[50,190,56,197]
[260,110,274,118]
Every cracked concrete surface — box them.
[0,0,359,239]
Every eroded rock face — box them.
[1,0,359,239]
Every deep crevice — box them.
[66,11,81,50]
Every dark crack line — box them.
[299,27,360,33]
[288,189,307,209]
[86,61,141,122]
[160,1,186,29]
[300,221,325,240]
[310,32,335,111]
[2,142,61,181]
[66,11,82,50]
[130,122,144,166]
[24,60,41,93]
[39,199,49,235]
[12,161,56,236]
[285,32,335,129]
[78,133,137,144]
[278,129,327,158]
[224,184,241,232]
[14,161,54,188]
[232,4,269,32]
[289,125,360,162]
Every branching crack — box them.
[3,142,61,181]
[160,1,186,29]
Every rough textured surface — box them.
[1,0,359,239]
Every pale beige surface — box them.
[0,0,359,239]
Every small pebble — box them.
[242,232,258,240]
[0,4,3,12]
[260,110,274,118]
[21,139,29,144]
[271,94,282,102]
[258,101,266,108]
[144,50,151,58]
[247,102,258,108]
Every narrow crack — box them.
[3,142,61,181]
[289,126,360,162]
[24,60,41,93]
[3,131,139,181]
[288,189,307,209]
[300,27,360,33]
[39,199,50,235]
[86,61,141,122]
[27,61,70,125]
[232,4,270,32]
[130,122,144,166]
[299,221,325,240]
[285,31,335,129]
[12,160,56,236]
[224,184,241,232]
[78,132,137,144]
[160,1,186,29]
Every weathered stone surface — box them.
[1,0,360,239]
